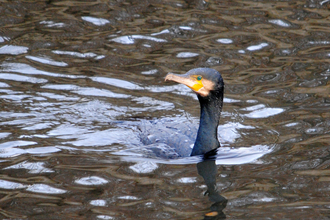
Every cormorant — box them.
[165,68,224,156]
[117,68,224,159]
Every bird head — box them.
[165,68,224,97]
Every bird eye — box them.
[197,75,202,81]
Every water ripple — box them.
[42,84,130,98]
[1,63,85,79]
[75,176,108,186]
[26,55,68,67]
[81,16,110,26]
[244,107,284,119]
[246,42,269,51]
[269,19,292,27]
[0,45,28,55]
[26,184,66,194]
[110,35,167,44]
[4,161,54,174]
[0,73,47,84]
[91,77,143,90]
[0,179,25,190]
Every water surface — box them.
[0,0,330,219]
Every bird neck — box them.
[191,92,223,156]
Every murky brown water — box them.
[0,0,330,219]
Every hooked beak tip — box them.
[164,73,175,82]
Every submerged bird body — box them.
[138,118,197,158]
[165,68,224,156]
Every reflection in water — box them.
[197,159,227,220]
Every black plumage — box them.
[165,68,224,156]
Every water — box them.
[0,0,330,219]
